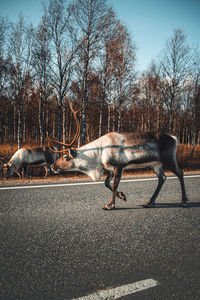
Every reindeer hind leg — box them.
[144,164,166,208]
[171,167,189,207]
[166,154,189,206]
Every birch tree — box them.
[69,0,112,145]
[192,51,200,144]
[45,0,75,144]
[159,29,192,134]
[32,14,52,145]
[99,19,136,133]
[0,17,9,145]
[8,14,33,149]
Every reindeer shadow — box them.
[114,202,200,210]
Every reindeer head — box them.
[3,161,15,178]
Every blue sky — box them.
[0,0,200,71]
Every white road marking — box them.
[72,278,158,299]
[0,174,200,191]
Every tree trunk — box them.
[57,104,62,142]
[169,112,174,134]
[17,105,23,149]
[39,97,43,146]
[108,105,111,132]
[112,79,116,131]
[98,104,103,138]
[53,111,56,137]
[13,105,17,142]
[23,116,26,142]
[62,103,66,145]
[118,108,121,132]
[81,104,86,145]
[81,59,89,145]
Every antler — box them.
[67,100,81,147]
[48,100,82,153]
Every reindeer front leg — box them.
[103,168,123,210]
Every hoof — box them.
[143,201,155,208]
[103,204,115,210]
[119,192,126,201]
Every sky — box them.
[0,0,200,72]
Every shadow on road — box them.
[114,202,200,210]
[146,202,200,208]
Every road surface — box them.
[1,175,200,299]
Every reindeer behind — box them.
[4,146,57,178]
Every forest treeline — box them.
[0,0,200,152]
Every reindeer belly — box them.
[24,152,46,165]
[103,145,160,170]
[124,161,160,170]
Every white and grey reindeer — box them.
[4,146,57,178]
[49,101,189,210]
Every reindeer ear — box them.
[69,149,77,159]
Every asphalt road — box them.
[0,175,200,300]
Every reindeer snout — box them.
[50,163,60,174]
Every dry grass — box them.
[177,144,200,170]
[0,144,18,159]
[0,143,37,158]
[0,142,200,179]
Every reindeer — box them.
[4,146,57,179]
[48,101,189,210]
